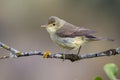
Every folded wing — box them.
[56,23,96,38]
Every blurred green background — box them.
[0,0,120,80]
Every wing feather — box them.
[56,23,96,38]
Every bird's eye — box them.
[53,24,55,26]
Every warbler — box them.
[41,16,113,55]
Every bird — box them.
[41,16,114,56]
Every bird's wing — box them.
[56,22,96,38]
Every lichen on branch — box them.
[0,42,120,62]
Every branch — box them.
[0,42,120,62]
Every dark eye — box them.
[53,24,55,26]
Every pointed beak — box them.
[41,24,47,28]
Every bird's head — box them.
[41,16,65,33]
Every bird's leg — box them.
[77,46,82,55]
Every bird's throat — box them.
[46,27,56,34]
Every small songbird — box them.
[41,16,114,55]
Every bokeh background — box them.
[0,0,120,80]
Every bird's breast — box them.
[50,34,87,50]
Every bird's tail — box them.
[86,35,114,41]
[92,37,114,41]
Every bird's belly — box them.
[51,35,86,50]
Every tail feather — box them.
[98,37,114,41]
[92,37,114,41]
[86,35,114,41]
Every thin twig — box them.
[0,42,120,62]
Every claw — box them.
[43,51,51,58]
